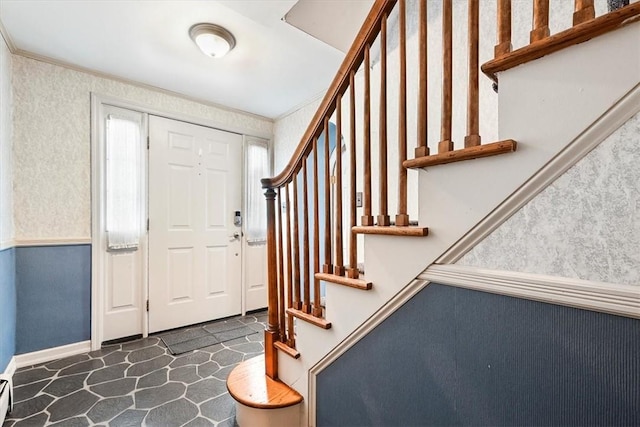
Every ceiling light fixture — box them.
[189,23,236,58]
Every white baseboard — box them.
[420,264,640,320]
[3,357,16,379]
[15,341,91,369]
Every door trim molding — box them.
[91,93,272,140]
[91,95,150,350]
[91,93,270,349]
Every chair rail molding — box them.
[13,238,92,247]
[420,264,640,320]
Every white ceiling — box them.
[0,0,373,119]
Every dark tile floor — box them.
[3,311,267,427]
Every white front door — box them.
[148,116,243,333]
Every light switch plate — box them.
[356,192,363,207]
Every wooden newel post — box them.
[263,186,279,379]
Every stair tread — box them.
[315,272,372,290]
[403,139,517,169]
[353,225,429,236]
[274,341,300,359]
[287,308,332,329]
[226,354,303,409]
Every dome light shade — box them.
[189,23,236,58]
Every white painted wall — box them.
[0,34,12,248]
[11,56,273,241]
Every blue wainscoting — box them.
[15,245,91,354]
[317,283,640,426]
[0,247,16,372]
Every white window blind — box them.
[105,113,143,251]
[245,139,269,244]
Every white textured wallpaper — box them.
[0,35,13,246]
[12,56,273,240]
[273,97,322,176]
[458,112,640,286]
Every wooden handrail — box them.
[261,0,397,189]
[484,2,640,82]
[261,0,639,382]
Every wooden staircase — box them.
[226,1,640,425]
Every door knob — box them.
[229,232,241,241]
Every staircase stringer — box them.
[277,21,640,427]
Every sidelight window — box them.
[245,137,270,244]
[105,110,144,250]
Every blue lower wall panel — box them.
[316,283,640,427]
[0,247,16,372]
[16,245,91,354]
